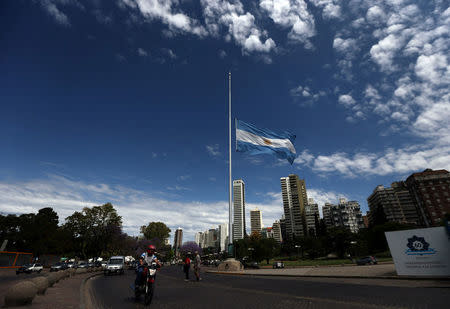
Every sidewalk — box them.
[0,270,99,309]
[207,263,450,281]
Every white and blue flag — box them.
[236,119,296,164]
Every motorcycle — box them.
[135,262,159,305]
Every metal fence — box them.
[0,251,33,268]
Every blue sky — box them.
[1,0,449,243]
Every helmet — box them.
[147,245,156,253]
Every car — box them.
[50,262,68,272]
[94,261,103,268]
[273,261,285,269]
[77,261,89,268]
[16,263,43,274]
[356,256,378,265]
[67,262,76,268]
[241,260,260,269]
[104,256,125,275]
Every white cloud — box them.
[41,0,71,26]
[295,145,450,178]
[206,144,221,156]
[307,189,349,217]
[0,175,231,242]
[218,50,227,58]
[333,37,358,54]
[122,0,207,37]
[137,48,148,56]
[338,94,355,107]
[370,33,406,71]
[161,48,177,59]
[93,9,112,25]
[309,0,342,20]
[201,0,276,54]
[366,5,387,25]
[415,53,449,85]
[290,85,326,104]
[0,175,350,242]
[259,0,315,47]
[177,175,191,181]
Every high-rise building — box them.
[194,232,202,246]
[272,220,283,243]
[250,208,263,235]
[328,199,364,233]
[233,179,246,241]
[279,215,287,241]
[322,203,333,227]
[218,223,228,252]
[405,169,450,227]
[305,200,319,236]
[173,228,183,255]
[281,174,308,239]
[207,228,217,248]
[368,182,420,226]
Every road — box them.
[88,266,450,309]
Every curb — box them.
[79,272,104,309]
[206,270,450,282]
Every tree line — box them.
[0,204,173,260]
[233,222,419,263]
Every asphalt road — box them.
[88,266,450,309]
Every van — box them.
[105,256,125,275]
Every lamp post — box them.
[350,241,357,261]
[295,245,301,259]
[248,247,254,261]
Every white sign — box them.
[385,227,450,277]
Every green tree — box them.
[140,222,171,247]
[64,203,122,258]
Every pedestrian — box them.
[183,255,191,281]
[194,251,201,281]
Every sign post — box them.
[385,227,450,277]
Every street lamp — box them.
[248,247,254,261]
[294,245,301,259]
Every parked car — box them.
[104,256,125,275]
[77,261,89,268]
[94,261,103,268]
[356,256,378,265]
[67,262,77,268]
[241,260,260,269]
[273,261,285,269]
[16,263,43,274]
[50,262,68,272]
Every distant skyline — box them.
[1,0,449,243]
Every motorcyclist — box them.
[135,245,161,287]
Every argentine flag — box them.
[236,119,296,164]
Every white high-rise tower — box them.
[233,179,246,241]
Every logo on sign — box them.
[405,235,436,255]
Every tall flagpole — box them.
[228,72,233,250]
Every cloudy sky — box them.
[1,0,449,243]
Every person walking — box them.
[183,255,191,281]
[194,251,201,281]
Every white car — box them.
[104,256,125,275]
[16,263,44,274]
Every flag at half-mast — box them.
[236,119,296,164]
